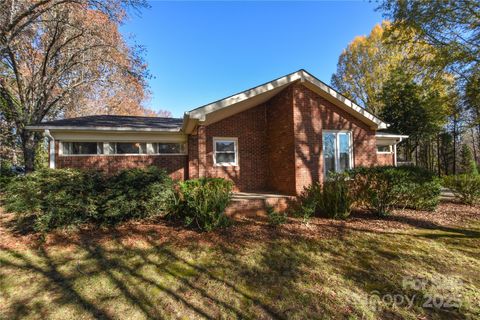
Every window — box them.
[116,142,146,154]
[377,145,392,153]
[213,138,238,166]
[322,131,352,176]
[62,142,102,155]
[60,141,185,156]
[154,143,185,154]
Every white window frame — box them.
[322,130,353,176]
[152,142,187,155]
[376,145,393,154]
[59,141,187,156]
[213,137,238,166]
[59,142,103,156]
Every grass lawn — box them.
[0,202,479,319]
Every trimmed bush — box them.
[348,166,441,216]
[443,174,480,205]
[168,178,233,231]
[100,167,173,223]
[3,166,174,231]
[4,169,103,231]
[294,173,352,220]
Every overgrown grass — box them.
[1,211,479,319]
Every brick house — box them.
[28,70,407,196]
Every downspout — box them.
[44,129,55,169]
[394,137,404,167]
[394,143,397,167]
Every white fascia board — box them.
[26,125,181,133]
[376,133,409,145]
[186,69,388,130]
[376,133,409,139]
[187,72,303,120]
[181,113,199,134]
[299,70,388,129]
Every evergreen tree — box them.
[459,144,479,175]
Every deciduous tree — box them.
[331,21,442,115]
[0,0,149,171]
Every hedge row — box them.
[294,166,442,219]
[3,167,232,232]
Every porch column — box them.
[45,129,55,169]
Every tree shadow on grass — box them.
[1,210,478,319]
[347,210,480,239]
[0,229,295,319]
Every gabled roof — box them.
[27,115,183,132]
[183,69,388,133]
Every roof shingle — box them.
[34,115,183,131]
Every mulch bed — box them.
[0,200,478,251]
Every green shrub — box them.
[0,160,14,177]
[169,178,233,231]
[318,174,352,219]
[4,169,103,231]
[3,166,174,231]
[100,167,173,223]
[293,183,321,222]
[348,166,441,216]
[443,174,480,205]
[0,175,14,192]
[0,161,15,192]
[266,205,287,226]
[294,174,352,220]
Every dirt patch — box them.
[1,202,478,251]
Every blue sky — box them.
[120,1,383,118]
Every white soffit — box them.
[376,133,409,145]
[49,130,187,143]
[185,69,388,131]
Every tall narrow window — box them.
[322,131,352,176]
[213,138,238,166]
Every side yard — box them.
[1,202,479,319]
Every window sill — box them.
[213,163,238,167]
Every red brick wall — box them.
[202,105,269,192]
[54,141,187,180]
[53,84,385,194]
[292,84,378,193]
[265,86,296,195]
[188,83,382,195]
[377,153,395,166]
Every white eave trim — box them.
[300,71,388,129]
[26,125,182,133]
[376,133,409,139]
[187,71,302,121]
[185,69,389,130]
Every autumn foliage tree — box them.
[0,0,155,171]
[331,21,457,172]
[331,21,446,115]
[375,0,480,173]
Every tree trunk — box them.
[453,120,458,175]
[437,134,441,176]
[472,127,478,165]
[20,130,37,173]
